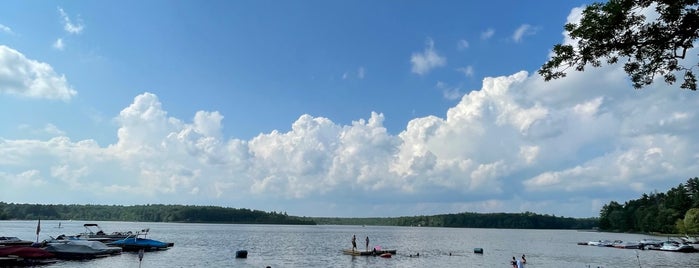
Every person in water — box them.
[521,254,527,264]
[365,236,369,251]
[351,235,357,251]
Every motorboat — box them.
[108,231,173,251]
[587,240,614,247]
[0,236,34,246]
[43,240,122,259]
[639,238,663,250]
[0,245,56,265]
[612,241,642,249]
[659,241,695,252]
[76,223,135,242]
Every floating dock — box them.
[342,249,397,256]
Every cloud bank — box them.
[2,55,697,217]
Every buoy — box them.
[474,248,483,254]
[235,250,248,258]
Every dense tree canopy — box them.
[315,211,597,229]
[0,203,316,225]
[540,0,699,90]
[598,177,699,233]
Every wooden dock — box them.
[342,249,397,256]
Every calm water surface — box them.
[2,220,699,267]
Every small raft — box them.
[342,249,397,256]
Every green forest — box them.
[315,211,597,229]
[599,177,699,234]
[0,202,597,229]
[0,203,316,225]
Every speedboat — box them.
[639,238,663,250]
[659,241,695,252]
[0,236,34,246]
[612,241,641,249]
[588,240,614,247]
[0,245,56,265]
[108,231,173,251]
[43,240,122,259]
[76,223,135,242]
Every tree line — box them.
[314,211,598,229]
[0,203,316,225]
[0,202,598,229]
[599,177,699,234]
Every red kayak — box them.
[380,253,392,258]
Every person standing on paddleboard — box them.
[351,235,357,251]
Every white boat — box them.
[76,223,135,242]
[658,241,695,252]
[639,238,663,250]
[43,240,122,259]
[0,236,33,246]
[612,241,641,249]
[588,240,614,247]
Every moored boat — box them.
[612,241,642,249]
[0,236,34,246]
[639,238,663,250]
[108,232,173,251]
[77,223,135,242]
[0,245,56,265]
[659,241,695,252]
[43,240,122,259]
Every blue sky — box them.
[1,1,698,218]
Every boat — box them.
[639,238,663,250]
[43,240,122,259]
[0,236,34,246]
[658,241,696,252]
[108,232,173,251]
[342,246,397,256]
[612,240,641,249]
[587,240,614,247]
[0,245,56,265]
[77,223,135,242]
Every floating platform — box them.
[342,249,397,256]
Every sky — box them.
[1,1,698,218]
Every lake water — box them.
[2,220,699,267]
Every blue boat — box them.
[107,230,173,251]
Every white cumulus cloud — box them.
[0,45,77,100]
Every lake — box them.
[2,220,699,267]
